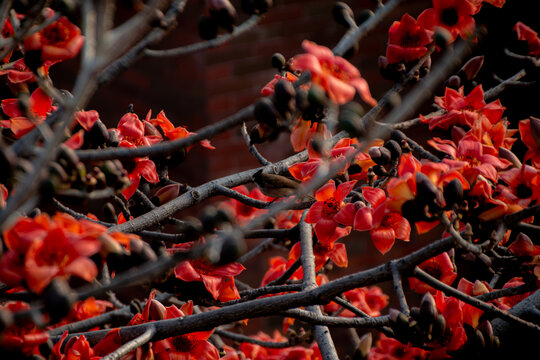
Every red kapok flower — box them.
[0,213,113,294]
[148,109,215,150]
[1,87,54,138]
[153,301,220,360]
[52,332,98,360]
[368,333,429,360]
[386,13,434,64]
[174,248,245,301]
[409,252,457,294]
[24,12,84,62]
[513,21,540,56]
[418,0,477,41]
[420,85,505,131]
[0,301,50,356]
[290,40,377,106]
[305,180,356,244]
[354,187,411,254]
[336,286,389,317]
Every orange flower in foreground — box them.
[290,40,377,106]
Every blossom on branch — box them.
[290,40,377,106]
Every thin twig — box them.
[145,15,261,57]
[391,261,409,316]
[484,69,528,99]
[214,329,293,348]
[241,122,271,166]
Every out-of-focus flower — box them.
[290,40,377,106]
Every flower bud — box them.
[254,97,280,127]
[477,321,494,349]
[338,103,365,137]
[198,15,218,40]
[416,172,444,209]
[271,53,286,70]
[419,292,438,326]
[446,74,461,89]
[498,147,521,168]
[153,183,181,205]
[144,120,161,138]
[372,164,387,177]
[274,79,296,116]
[44,279,76,321]
[332,2,355,27]
[107,129,119,147]
[85,119,109,145]
[148,299,167,321]
[384,139,402,161]
[432,314,446,340]
[434,27,453,50]
[368,146,392,165]
[354,332,372,360]
[459,55,484,81]
[214,229,247,265]
[443,179,463,208]
[208,0,237,32]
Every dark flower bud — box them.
[249,124,266,144]
[410,306,420,319]
[443,179,463,207]
[271,53,286,70]
[201,206,219,233]
[295,88,309,112]
[446,74,461,89]
[368,146,392,165]
[432,314,446,340]
[148,299,166,321]
[274,79,296,116]
[356,9,374,25]
[144,120,161,137]
[477,321,494,349]
[354,332,372,360]
[498,147,521,168]
[198,15,218,40]
[307,84,328,107]
[103,202,117,223]
[347,164,363,176]
[339,103,365,137]
[333,2,355,27]
[87,119,110,145]
[459,55,484,81]
[416,172,444,209]
[208,0,237,32]
[213,229,247,265]
[372,164,387,177]
[390,129,407,144]
[241,0,272,15]
[153,183,181,206]
[384,139,402,160]
[434,27,453,50]
[129,240,158,269]
[107,129,119,147]
[419,292,438,326]
[49,162,69,184]
[44,279,76,321]
[254,97,280,127]
[58,144,80,170]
